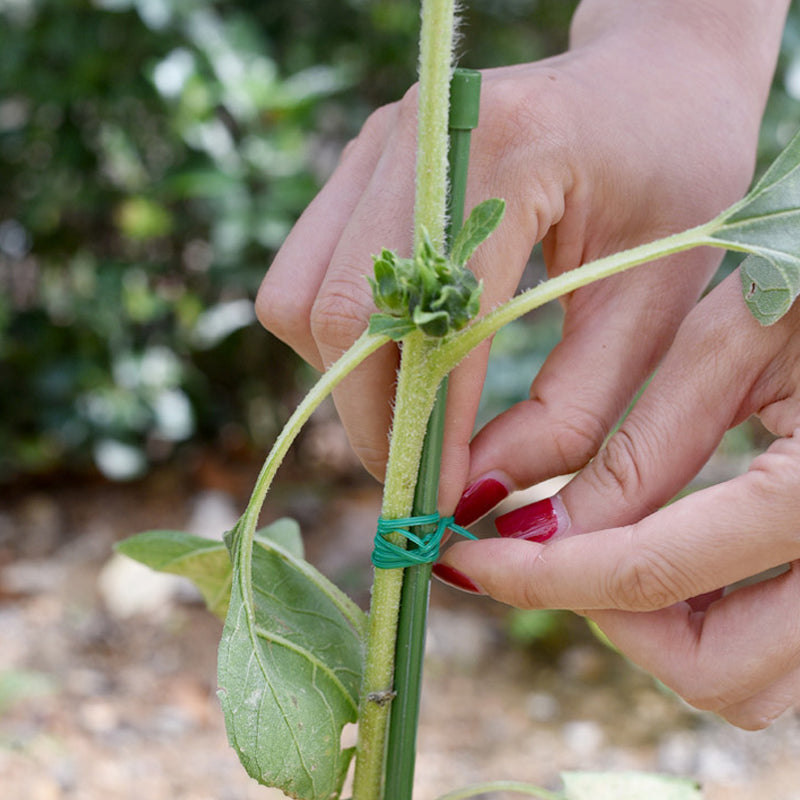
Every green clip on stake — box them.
[383,67,481,800]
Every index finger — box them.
[438,430,800,611]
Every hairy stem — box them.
[352,333,442,799]
[414,0,456,251]
[432,220,720,376]
[240,331,389,530]
[352,1,458,797]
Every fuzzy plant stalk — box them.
[384,68,482,800]
[351,1,458,797]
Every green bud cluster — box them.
[368,231,482,340]
[366,198,504,341]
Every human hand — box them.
[257,3,779,511]
[434,270,800,730]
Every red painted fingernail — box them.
[432,563,485,595]
[687,588,725,613]
[495,495,569,542]
[454,475,510,527]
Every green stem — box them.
[229,330,388,650]
[353,333,442,800]
[384,68,482,800]
[433,782,567,800]
[414,0,456,250]
[352,2,458,797]
[382,382,444,800]
[432,221,720,376]
[239,330,389,530]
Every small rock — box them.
[696,741,749,783]
[186,490,239,540]
[526,691,560,723]
[97,553,186,619]
[79,700,119,735]
[562,719,605,759]
[657,731,699,774]
[426,608,496,669]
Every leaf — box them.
[449,197,505,266]
[217,517,367,800]
[368,312,417,340]
[115,519,305,620]
[711,128,800,325]
[740,252,800,325]
[116,529,234,619]
[561,772,702,800]
[255,517,306,559]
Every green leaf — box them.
[115,529,234,619]
[254,517,306,560]
[449,197,505,266]
[368,312,417,340]
[561,772,702,800]
[218,517,367,800]
[412,306,450,337]
[711,128,800,325]
[740,252,800,325]
[115,519,305,620]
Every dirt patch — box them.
[1,467,800,799]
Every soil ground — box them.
[2,446,800,800]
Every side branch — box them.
[433,221,719,374]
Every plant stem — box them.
[414,0,456,251]
[353,6,459,795]
[384,68,482,800]
[353,333,442,800]
[241,330,389,531]
[432,220,720,376]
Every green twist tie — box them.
[372,513,478,569]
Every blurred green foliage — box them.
[0,0,798,482]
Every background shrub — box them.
[0,0,797,482]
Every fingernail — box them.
[687,588,725,613]
[432,563,485,595]
[454,474,510,527]
[495,495,570,542]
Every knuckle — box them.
[517,563,548,610]
[606,534,682,611]
[490,77,563,153]
[342,102,397,162]
[483,76,575,199]
[654,663,737,717]
[310,279,374,355]
[680,682,761,722]
[350,439,389,483]
[720,704,784,731]
[487,544,548,610]
[255,278,309,346]
[548,410,608,473]
[588,428,648,509]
